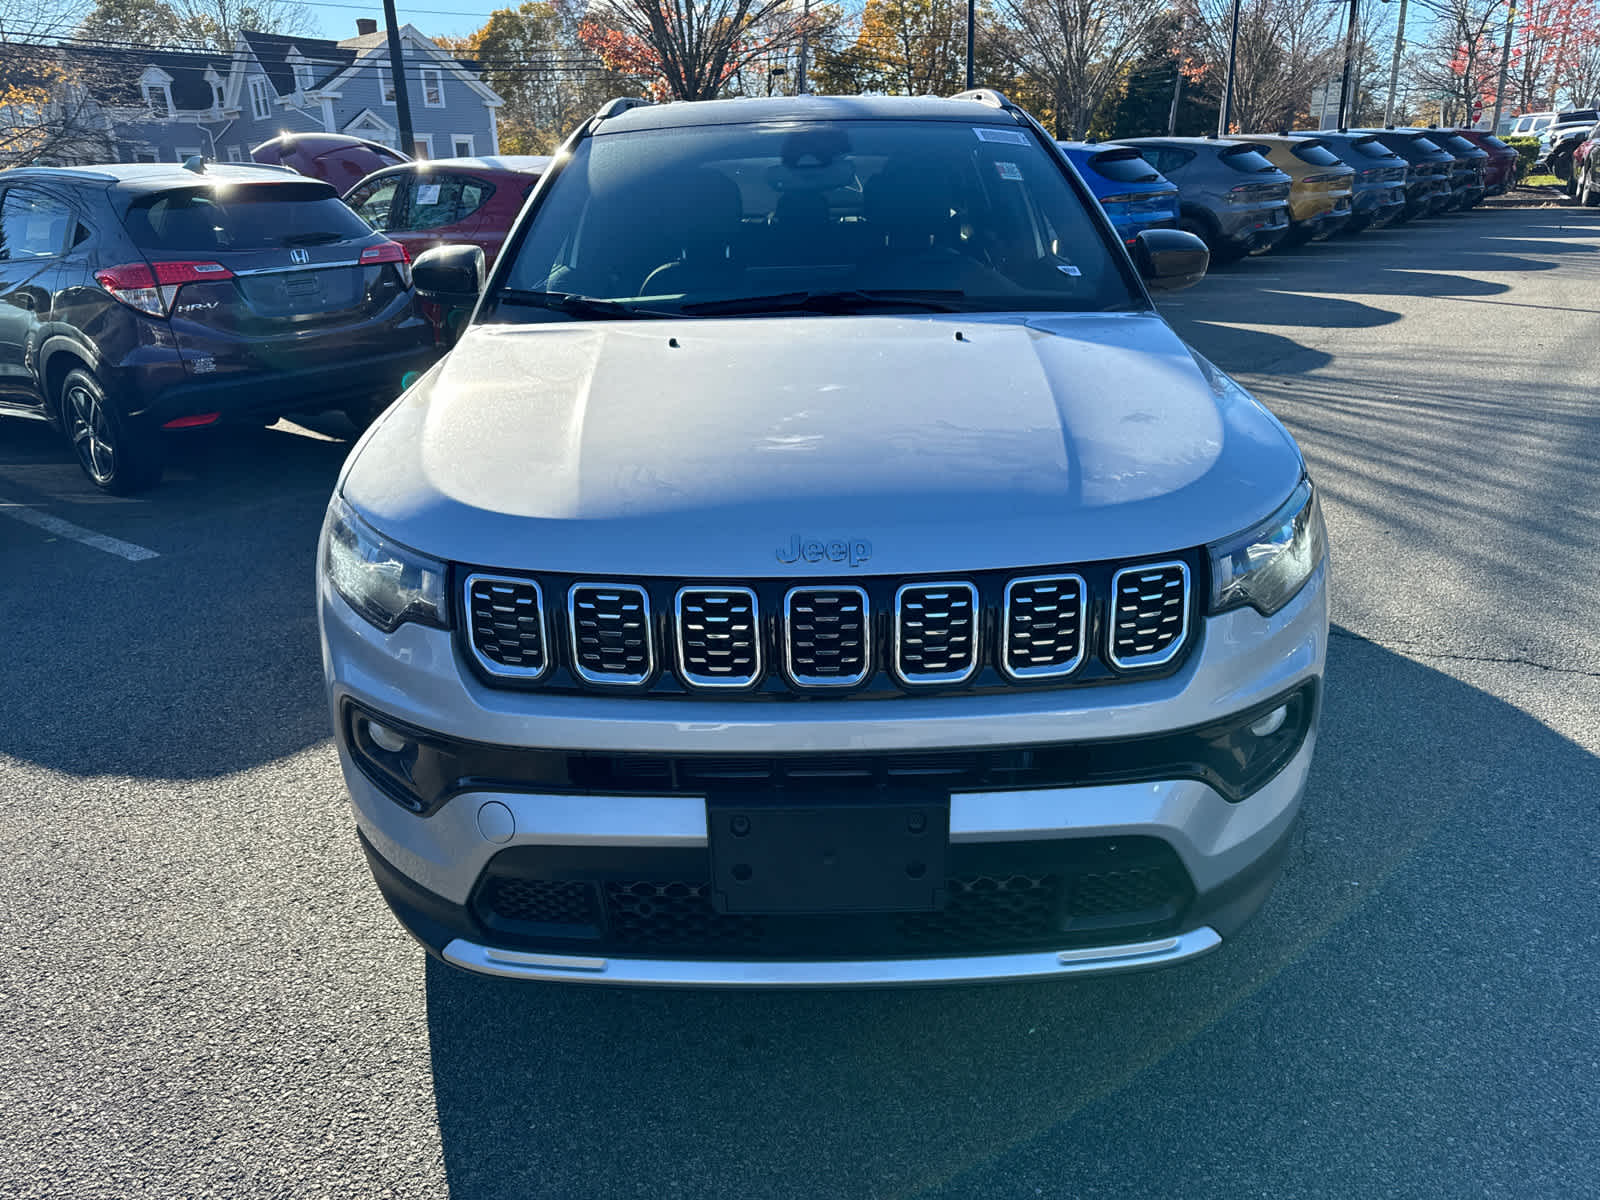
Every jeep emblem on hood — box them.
[776,534,873,568]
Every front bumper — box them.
[321,560,1328,986]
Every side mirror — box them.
[413,243,485,303]
[1133,228,1209,291]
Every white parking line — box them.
[0,499,159,561]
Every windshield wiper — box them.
[680,289,967,316]
[495,289,674,320]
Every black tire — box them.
[1564,175,1579,196]
[59,367,163,494]
[1585,173,1600,207]
[1181,212,1240,263]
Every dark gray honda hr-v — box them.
[0,162,436,492]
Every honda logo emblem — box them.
[290,248,310,265]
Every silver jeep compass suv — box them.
[317,91,1329,987]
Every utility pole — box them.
[1169,16,1186,135]
[382,0,416,158]
[1218,0,1242,135]
[797,0,810,93]
[1384,0,1408,125]
[966,0,975,89]
[1490,0,1516,131]
[1336,0,1360,127]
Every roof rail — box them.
[595,96,652,120]
[949,88,1016,111]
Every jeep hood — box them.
[342,312,1303,577]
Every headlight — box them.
[322,493,447,632]
[1208,477,1327,616]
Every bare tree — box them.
[989,0,1169,137]
[1181,0,1343,132]
[0,0,119,168]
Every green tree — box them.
[78,0,181,46]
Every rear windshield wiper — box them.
[680,289,967,316]
[495,289,675,320]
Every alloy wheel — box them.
[67,382,116,485]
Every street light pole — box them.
[966,0,975,89]
[1218,0,1242,135]
[1384,0,1408,126]
[1490,0,1516,132]
[1336,0,1360,127]
[797,0,810,93]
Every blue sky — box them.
[301,0,503,42]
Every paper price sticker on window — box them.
[995,161,1024,181]
[415,183,442,206]
[974,127,1029,145]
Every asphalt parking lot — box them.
[3,203,1598,1199]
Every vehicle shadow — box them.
[0,414,356,781]
[421,630,1600,1200]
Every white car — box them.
[317,91,1329,987]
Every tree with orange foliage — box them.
[579,0,808,99]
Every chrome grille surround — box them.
[463,573,550,680]
[1108,561,1191,669]
[675,586,762,690]
[1001,573,1087,680]
[782,585,871,688]
[568,583,654,686]
[892,581,980,685]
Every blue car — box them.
[1058,141,1181,246]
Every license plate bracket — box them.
[708,793,949,915]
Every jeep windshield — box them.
[489,119,1141,320]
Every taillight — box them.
[1097,193,1145,205]
[1302,172,1347,183]
[94,261,233,316]
[361,240,412,287]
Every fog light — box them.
[1249,706,1288,738]
[366,719,409,753]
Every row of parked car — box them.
[1060,126,1519,262]
[0,120,1531,493]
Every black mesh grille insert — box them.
[1003,575,1085,679]
[1110,563,1189,667]
[676,588,760,687]
[784,587,869,685]
[895,582,978,682]
[471,838,1196,960]
[570,584,652,683]
[466,576,548,677]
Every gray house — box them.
[26,21,501,167]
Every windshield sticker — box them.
[974,127,1029,145]
[414,183,442,206]
[995,161,1024,181]
[1057,264,1082,276]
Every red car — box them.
[1450,129,1519,196]
[342,155,551,267]
[251,132,410,196]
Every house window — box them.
[451,134,474,158]
[411,133,432,159]
[134,150,158,163]
[227,145,243,162]
[294,62,313,92]
[144,85,171,118]
[250,76,271,120]
[212,82,225,109]
[421,67,443,107]
[379,68,395,104]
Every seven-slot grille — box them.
[1109,562,1190,668]
[465,574,549,679]
[783,586,870,686]
[894,582,979,684]
[568,584,653,684]
[676,588,761,688]
[460,561,1196,691]
[1002,575,1086,679]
